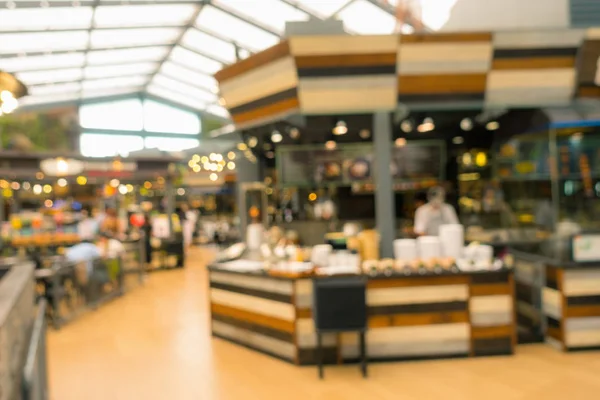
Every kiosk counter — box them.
[208,263,516,365]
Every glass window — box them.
[79,98,144,131]
[420,0,458,30]
[93,4,196,27]
[147,85,207,111]
[82,76,148,91]
[337,0,397,34]
[160,62,219,92]
[90,28,181,49]
[80,133,145,158]
[0,53,86,73]
[211,0,308,33]
[0,7,94,31]
[20,92,81,107]
[16,68,83,86]
[195,6,279,51]
[28,82,82,97]
[170,46,223,74]
[207,104,230,119]
[87,47,169,65]
[294,0,352,18]
[152,74,217,103]
[84,63,158,79]
[181,29,237,64]
[143,99,201,134]
[81,87,142,100]
[0,31,89,54]
[144,137,200,152]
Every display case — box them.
[495,121,600,231]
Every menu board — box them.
[391,141,444,180]
[278,141,444,186]
[278,144,374,186]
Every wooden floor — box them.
[49,248,600,400]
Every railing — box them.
[22,299,48,400]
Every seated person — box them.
[65,234,125,301]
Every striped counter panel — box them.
[576,29,600,98]
[540,266,600,351]
[397,33,492,110]
[469,271,515,356]
[343,276,472,361]
[563,268,600,350]
[293,279,337,365]
[513,256,545,343]
[486,30,582,107]
[214,41,299,128]
[209,271,297,362]
[289,35,398,114]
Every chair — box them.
[312,276,368,379]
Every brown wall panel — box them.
[492,57,575,70]
[579,86,600,97]
[470,283,512,297]
[471,325,514,339]
[402,32,492,44]
[367,275,470,289]
[231,97,299,125]
[211,303,295,333]
[296,308,311,319]
[215,41,290,83]
[295,53,396,69]
[398,74,487,94]
[565,305,600,318]
[368,311,469,328]
[547,326,564,342]
[577,40,600,84]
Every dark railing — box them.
[22,299,49,400]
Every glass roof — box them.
[0,0,406,120]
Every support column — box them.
[236,156,260,238]
[373,112,396,258]
[165,180,175,237]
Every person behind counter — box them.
[414,186,459,236]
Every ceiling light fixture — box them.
[417,117,435,133]
[332,120,348,135]
[247,136,258,148]
[325,140,337,150]
[359,129,371,139]
[395,137,407,147]
[400,120,413,133]
[486,121,500,131]
[271,130,283,143]
[460,118,473,131]
[452,136,465,145]
[289,127,300,140]
[40,157,84,177]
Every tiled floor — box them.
[48,248,600,400]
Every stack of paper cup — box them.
[393,239,417,262]
[417,236,442,261]
[475,244,494,268]
[439,224,464,259]
[246,223,264,250]
[311,244,333,267]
